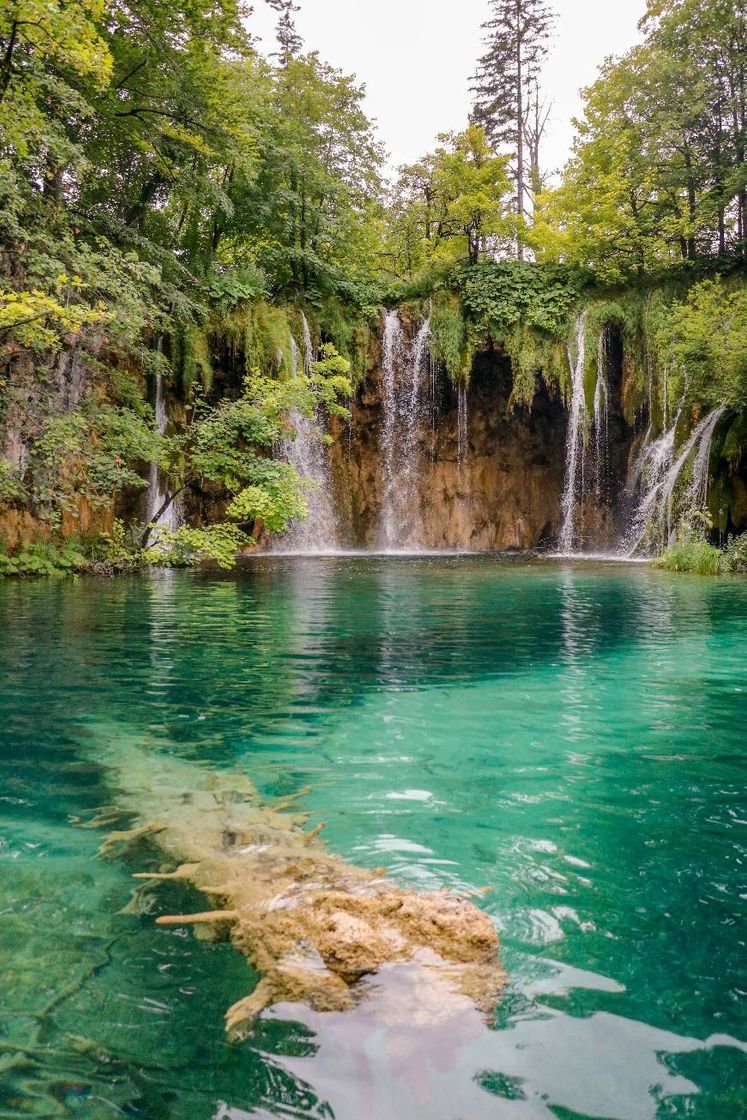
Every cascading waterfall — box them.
[457,384,469,481]
[147,353,182,533]
[624,405,726,555]
[593,328,609,503]
[557,314,616,554]
[277,314,341,552]
[379,312,433,549]
[380,310,405,547]
[302,311,314,374]
[557,312,588,554]
[689,406,725,509]
[623,421,678,552]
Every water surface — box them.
[0,556,745,1118]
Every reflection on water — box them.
[258,970,745,1120]
[0,557,745,1119]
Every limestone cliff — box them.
[328,327,632,553]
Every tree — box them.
[471,0,555,256]
[143,345,351,552]
[225,51,384,304]
[273,0,303,60]
[384,126,512,279]
[535,0,747,277]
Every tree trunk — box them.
[515,0,525,260]
[0,21,18,104]
[683,144,697,260]
[141,485,187,548]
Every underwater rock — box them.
[92,734,505,1038]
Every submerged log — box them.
[92,732,505,1039]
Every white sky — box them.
[248,0,647,178]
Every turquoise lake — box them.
[1,555,745,1119]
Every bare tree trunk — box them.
[683,144,697,259]
[140,485,187,548]
[0,20,18,104]
[516,0,525,260]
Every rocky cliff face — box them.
[329,336,631,553]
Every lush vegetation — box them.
[0,0,365,568]
[656,519,747,574]
[0,0,745,573]
[534,0,746,279]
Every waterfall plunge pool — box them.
[1,556,745,1119]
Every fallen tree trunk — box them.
[84,728,505,1039]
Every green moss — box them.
[430,294,467,382]
[315,298,375,383]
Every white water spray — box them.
[688,406,725,510]
[593,328,609,502]
[624,406,725,555]
[379,312,433,548]
[558,312,588,554]
[147,345,182,533]
[277,314,341,552]
[457,384,469,478]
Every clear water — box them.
[1,557,745,1119]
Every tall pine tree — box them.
[471,0,555,257]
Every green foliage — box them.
[655,522,747,577]
[142,524,251,570]
[0,537,89,577]
[29,400,158,525]
[455,261,585,335]
[427,261,584,398]
[430,296,468,382]
[384,126,513,281]
[650,278,747,412]
[0,282,106,352]
[0,0,383,520]
[83,519,142,574]
[0,460,25,504]
[2,0,746,574]
[173,322,213,395]
[655,532,722,575]
[142,351,350,552]
[720,533,747,574]
[471,0,555,240]
[226,471,307,533]
[536,0,746,278]
[311,343,353,414]
[313,301,373,382]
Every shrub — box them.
[655,535,722,575]
[0,538,89,577]
[719,533,747,574]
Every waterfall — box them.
[688,406,725,509]
[147,356,182,533]
[302,311,314,374]
[557,314,617,554]
[622,422,678,554]
[593,328,609,503]
[289,335,300,377]
[624,406,726,555]
[457,384,468,478]
[276,316,341,552]
[380,309,405,547]
[557,312,588,554]
[379,312,432,549]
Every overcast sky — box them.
[249,0,647,178]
